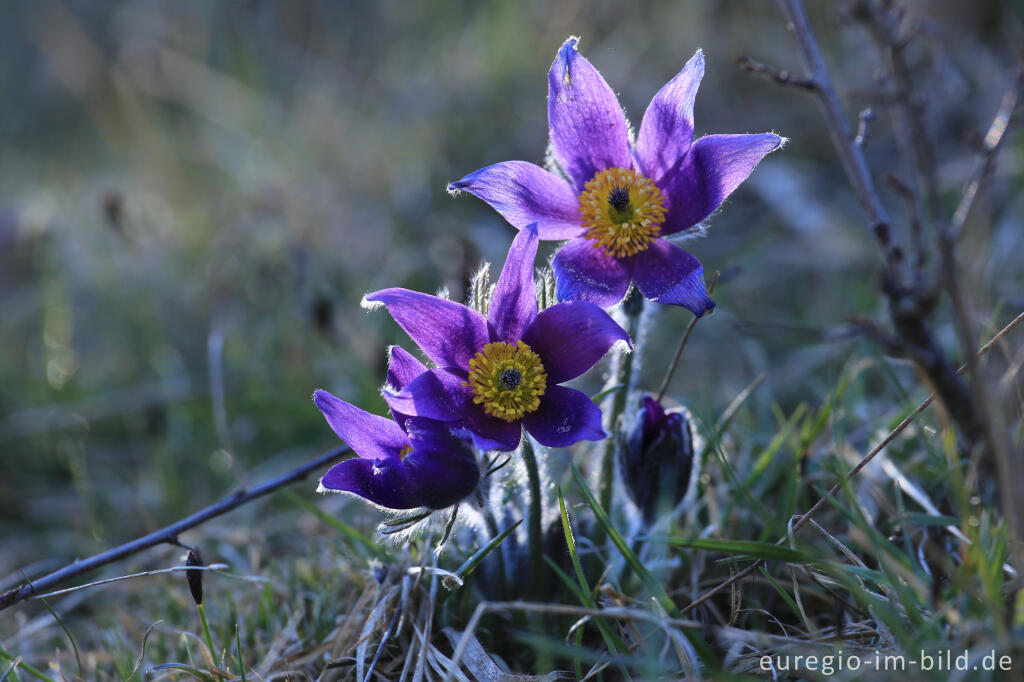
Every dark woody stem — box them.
[519,432,544,596]
[596,287,645,545]
[0,445,351,612]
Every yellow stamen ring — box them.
[579,167,667,258]
[467,341,547,422]
[398,444,413,460]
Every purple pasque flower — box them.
[314,388,480,510]
[448,37,782,315]
[364,225,631,452]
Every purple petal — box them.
[489,225,539,342]
[660,133,782,234]
[313,390,409,460]
[382,368,474,421]
[385,345,428,429]
[364,288,489,370]
[448,161,584,240]
[548,37,631,190]
[552,238,631,308]
[319,455,421,510]
[627,239,715,316]
[386,345,427,392]
[522,301,631,384]
[452,408,523,452]
[635,50,705,183]
[524,385,606,448]
[402,418,481,509]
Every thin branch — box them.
[734,55,815,90]
[882,171,927,274]
[851,0,942,226]
[948,66,1024,242]
[778,0,983,456]
[0,445,351,612]
[854,107,875,148]
[656,271,719,403]
[776,0,895,260]
[679,311,1024,617]
[938,68,1024,568]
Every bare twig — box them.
[882,171,926,274]
[854,108,874,148]
[939,69,1024,568]
[774,0,983,456]
[0,445,351,612]
[734,55,815,90]
[948,66,1024,241]
[775,0,895,260]
[679,311,1024,617]
[656,271,720,403]
[851,0,941,226]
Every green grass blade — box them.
[235,624,247,682]
[649,537,813,563]
[282,490,390,561]
[454,519,521,580]
[557,486,632,678]
[0,647,55,682]
[543,555,589,605]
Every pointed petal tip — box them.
[552,37,580,75]
[312,388,336,409]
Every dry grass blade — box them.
[128,620,165,680]
[441,628,572,681]
[28,564,230,600]
[442,601,704,682]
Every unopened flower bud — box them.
[185,549,204,606]
[619,395,695,523]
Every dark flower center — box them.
[499,368,522,390]
[607,185,631,211]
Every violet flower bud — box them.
[619,395,695,523]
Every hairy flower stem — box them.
[596,288,645,547]
[520,433,544,597]
[480,505,508,599]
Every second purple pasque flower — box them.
[364,225,631,452]
[449,37,782,315]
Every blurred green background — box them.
[2,0,1022,632]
